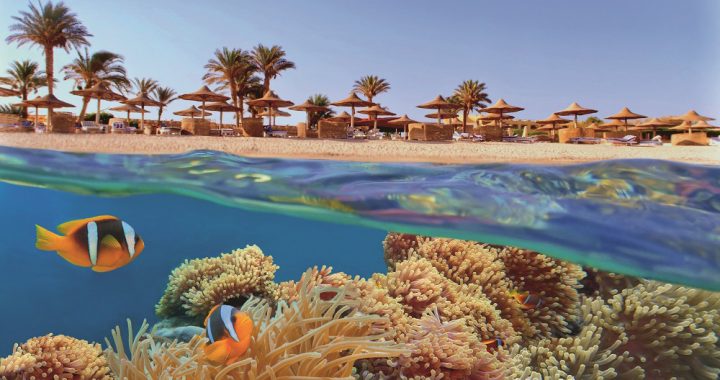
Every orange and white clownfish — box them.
[203,304,253,365]
[511,290,543,310]
[482,338,505,349]
[35,215,144,273]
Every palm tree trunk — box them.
[463,107,469,133]
[77,97,90,122]
[44,47,54,132]
[263,75,270,95]
[230,83,239,129]
[157,106,163,129]
[20,92,28,119]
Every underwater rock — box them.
[105,269,408,379]
[0,334,112,380]
[155,245,279,323]
[152,323,204,343]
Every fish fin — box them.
[57,215,117,234]
[100,235,122,250]
[203,340,229,365]
[92,265,118,273]
[35,225,62,251]
[205,305,220,327]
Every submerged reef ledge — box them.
[2,234,719,379]
[2,133,719,165]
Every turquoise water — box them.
[0,146,719,354]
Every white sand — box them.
[0,133,718,165]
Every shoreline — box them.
[1,133,718,165]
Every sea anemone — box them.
[498,246,585,337]
[396,309,504,380]
[276,265,351,302]
[0,334,112,380]
[155,245,279,322]
[386,256,448,317]
[106,269,408,379]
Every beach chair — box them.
[111,121,128,134]
[367,129,383,140]
[605,135,638,146]
[638,135,663,147]
[710,137,720,146]
[81,121,105,133]
[569,136,602,144]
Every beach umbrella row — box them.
[359,104,396,130]
[389,114,418,140]
[289,100,330,130]
[179,86,229,120]
[109,104,147,127]
[331,92,373,131]
[70,82,126,125]
[247,91,294,128]
[14,94,75,129]
[417,95,457,126]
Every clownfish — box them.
[511,290,543,310]
[35,215,144,273]
[203,304,253,365]
[482,338,505,349]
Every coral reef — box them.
[105,269,408,379]
[155,245,279,323]
[0,334,111,380]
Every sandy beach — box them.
[0,133,717,165]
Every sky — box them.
[1,0,718,125]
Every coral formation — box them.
[106,269,408,379]
[155,245,278,322]
[0,334,111,380]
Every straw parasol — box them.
[331,92,373,131]
[246,91,294,128]
[258,109,291,126]
[676,110,715,123]
[555,102,597,128]
[479,98,524,131]
[289,100,330,130]
[425,111,458,119]
[359,104,396,130]
[179,86,229,120]
[122,93,162,133]
[632,117,673,137]
[417,95,458,126]
[71,82,126,125]
[0,87,20,97]
[327,111,357,122]
[478,113,515,129]
[389,114,418,140]
[536,113,571,138]
[599,119,625,131]
[692,120,719,130]
[671,120,716,134]
[21,94,75,130]
[110,103,147,126]
[174,105,212,119]
[606,107,646,131]
[201,101,239,128]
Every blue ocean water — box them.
[0,146,719,355]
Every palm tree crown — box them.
[132,77,159,96]
[353,75,390,104]
[61,49,128,121]
[204,47,253,123]
[307,93,335,128]
[153,86,177,127]
[251,44,295,95]
[452,80,490,133]
[0,60,47,118]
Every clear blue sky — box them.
[1,0,718,124]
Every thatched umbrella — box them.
[417,95,458,126]
[247,91,294,128]
[21,94,75,130]
[0,87,19,97]
[671,120,716,134]
[478,113,515,128]
[331,92,373,131]
[555,102,597,128]
[633,117,673,137]
[110,104,147,126]
[122,93,162,133]
[289,100,330,130]
[676,110,715,123]
[258,109,291,126]
[327,111,358,123]
[174,105,212,119]
[599,119,626,133]
[201,101,239,128]
[359,105,396,130]
[480,99,524,130]
[389,114,418,140]
[179,86,229,120]
[71,82,126,126]
[536,113,571,138]
[606,107,646,131]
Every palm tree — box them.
[61,49,129,121]
[353,75,390,104]
[452,80,490,133]
[153,86,176,127]
[132,77,159,96]
[7,1,91,131]
[307,94,335,128]
[238,72,264,118]
[0,60,47,118]
[250,44,295,95]
[0,104,24,115]
[204,47,252,127]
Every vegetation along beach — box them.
[0,1,718,379]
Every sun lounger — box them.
[81,121,106,133]
[569,136,602,144]
[367,129,383,140]
[604,135,638,146]
[638,135,663,147]
[504,135,539,143]
[710,137,720,146]
[158,126,181,136]
[111,121,129,134]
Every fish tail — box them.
[35,225,62,251]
